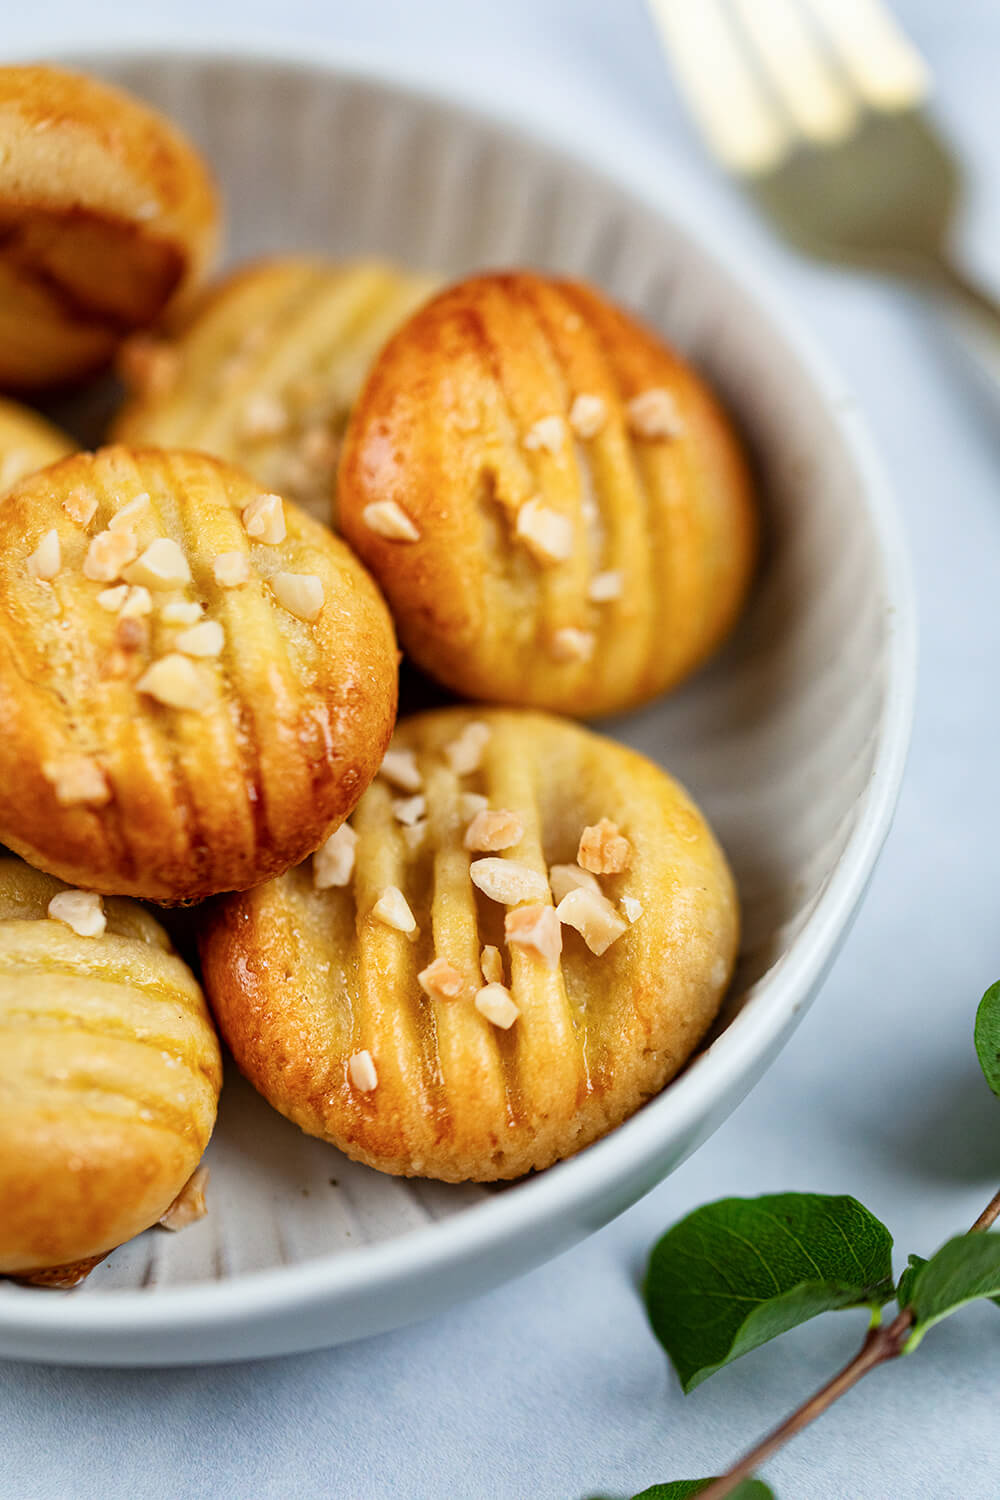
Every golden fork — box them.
[647,0,1000,359]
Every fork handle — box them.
[926,257,1000,405]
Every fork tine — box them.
[804,0,930,111]
[730,0,858,145]
[647,0,791,173]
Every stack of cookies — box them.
[0,65,755,1282]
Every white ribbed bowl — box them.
[0,49,915,1366]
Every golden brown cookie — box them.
[199,708,738,1182]
[338,271,757,718]
[0,445,398,901]
[0,857,221,1276]
[0,64,220,390]
[114,257,437,523]
[0,396,74,490]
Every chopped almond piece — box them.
[62,489,98,526]
[161,600,202,625]
[118,335,178,397]
[418,957,464,1001]
[115,616,148,653]
[380,747,422,792]
[474,982,520,1030]
[108,493,150,532]
[523,414,565,453]
[459,792,488,821]
[515,499,573,565]
[621,895,644,923]
[362,499,420,542]
[124,537,191,589]
[401,820,427,853]
[159,1166,209,1232]
[272,571,324,622]
[83,529,139,583]
[241,392,288,439]
[136,654,211,711]
[26,529,60,580]
[47,889,106,938]
[569,393,607,439]
[464,808,523,852]
[348,1050,378,1091]
[392,794,426,827]
[550,627,595,663]
[588,570,623,603]
[626,387,684,440]
[548,863,602,903]
[96,585,128,612]
[469,858,548,906]
[444,721,491,775]
[213,551,250,587]
[313,823,358,888]
[481,944,504,986]
[174,620,224,658]
[120,586,152,619]
[505,903,562,969]
[371,885,417,934]
[556,887,627,955]
[300,425,340,469]
[42,754,110,807]
[578,818,631,874]
[243,493,286,545]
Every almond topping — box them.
[459,792,489,821]
[556,887,628,955]
[124,537,191,589]
[83,529,139,583]
[444,720,491,775]
[578,818,631,874]
[243,492,286,545]
[159,1166,209,1232]
[348,1050,378,1091]
[588,569,624,603]
[550,627,595,663]
[417,957,464,1001]
[213,551,250,587]
[621,895,644,923]
[464,808,523,852]
[174,620,224,658]
[120,585,152,619]
[47,889,106,938]
[474,982,520,1030]
[118,335,178,398]
[371,885,417,934]
[469,858,548,906]
[380,747,422,792]
[115,616,148,653]
[136,654,211,711]
[313,823,358,889]
[97,585,128,612]
[272,571,324,622]
[626,387,685,440]
[240,392,288,439]
[548,863,602,903]
[515,499,573,565]
[392,794,426,827]
[42,754,110,807]
[523,414,565,453]
[27,529,60,580]
[62,490,98,527]
[401,820,427,852]
[108,493,150,532]
[161,600,202,625]
[481,944,504,986]
[505,903,562,968]
[362,499,420,542]
[569,393,607,439]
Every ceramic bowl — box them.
[0,47,915,1366]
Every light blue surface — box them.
[2,3,999,1496]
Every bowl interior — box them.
[7,54,900,1304]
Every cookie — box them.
[114,257,437,524]
[0,857,221,1276]
[0,396,74,490]
[338,270,757,717]
[0,445,397,901]
[199,708,738,1182]
[0,64,219,390]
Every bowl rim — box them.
[0,40,917,1341]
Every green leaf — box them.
[645,1193,895,1392]
[975,981,1000,1097]
[632,1483,774,1499]
[896,1253,927,1309]
[904,1232,1000,1350]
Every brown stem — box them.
[694,1186,1000,1500]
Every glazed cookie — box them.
[0,65,219,390]
[339,271,757,717]
[0,396,74,491]
[0,445,397,901]
[199,708,738,1182]
[114,258,437,523]
[0,857,221,1276]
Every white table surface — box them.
[3,3,999,1496]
